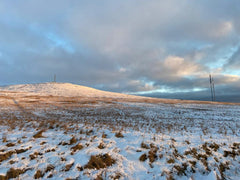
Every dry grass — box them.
[69,136,77,145]
[141,142,150,149]
[0,90,239,179]
[45,148,56,153]
[110,172,122,180]
[173,163,188,176]
[84,154,116,170]
[0,151,15,163]
[29,152,42,160]
[5,142,15,147]
[167,158,175,164]
[98,142,105,149]
[0,168,27,180]
[102,132,107,138]
[223,150,238,158]
[139,153,147,162]
[40,141,46,145]
[16,148,29,154]
[34,170,44,179]
[71,143,84,153]
[64,163,74,171]
[148,146,158,163]
[2,135,7,143]
[33,130,45,138]
[218,161,230,179]
[45,164,55,173]
[115,132,124,138]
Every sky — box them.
[0,0,240,102]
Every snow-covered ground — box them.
[0,83,239,179]
[0,82,138,98]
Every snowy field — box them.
[0,83,239,180]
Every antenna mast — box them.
[212,76,216,101]
[209,74,215,101]
[54,74,56,83]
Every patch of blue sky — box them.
[0,53,14,66]
[208,45,239,70]
[129,87,206,95]
[168,40,213,51]
[46,33,75,53]
[0,16,20,27]
[185,41,213,51]
[224,70,240,76]
[0,45,14,65]
[29,24,76,54]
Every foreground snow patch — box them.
[0,125,239,180]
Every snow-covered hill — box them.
[0,83,239,179]
[0,82,136,98]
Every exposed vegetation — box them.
[84,154,116,170]
[0,91,239,179]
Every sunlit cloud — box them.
[163,56,201,77]
[0,0,240,102]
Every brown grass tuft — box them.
[148,148,158,163]
[40,141,46,145]
[84,154,116,170]
[173,164,187,176]
[3,168,26,179]
[34,170,44,179]
[64,163,74,171]
[33,130,45,138]
[0,150,15,163]
[102,133,107,138]
[29,152,42,160]
[167,158,175,164]
[218,161,230,179]
[45,164,55,173]
[141,142,150,149]
[6,142,15,147]
[2,136,7,143]
[69,136,77,145]
[139,153,147,162]
[209,142,220,152]
[98,142,105,149]
[16,148,28,154]
[110,172,122,180]
[71,143,84,153]
[115,132,124,138]
[223,150,238,158]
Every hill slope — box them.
[1,82,239,105]
[0,83,239,179]
[0,82,137,98]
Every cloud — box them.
[163,56,202,77]
[0,0,240,102]
[225,46,240,70]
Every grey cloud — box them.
[0,0,240,102]
[225,46,240,69]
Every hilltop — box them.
[1,82,239,106]
[0,82,136,98]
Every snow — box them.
[0,83,239,179]
[0,82,137,98]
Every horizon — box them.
[1,81,239,103]
[0,1,240,102]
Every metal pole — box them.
[212,77,215,101]
[209,74,213,101]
